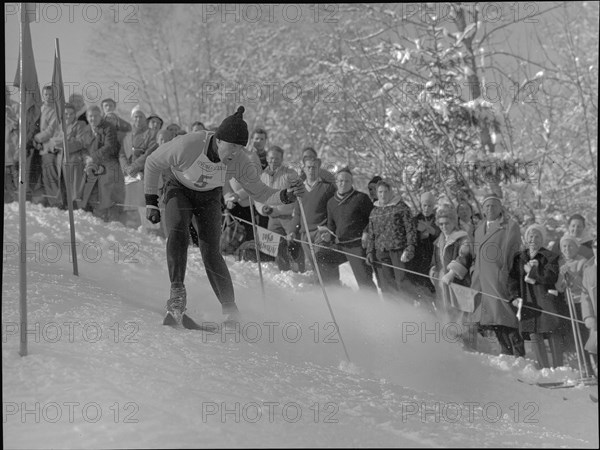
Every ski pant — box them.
[163,179,235,307]
[317,242,376,291]
[493,325,525,357]
[373,248,409,299]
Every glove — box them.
[441,271,455,285]
[85,163,99,177]
[585,317,597,331]
[366,253,374,266]
[401,245,415,263]
[125,164,139,177]
[321,231,332,243]
[285,232,296,243]
[361,232,368,249]
[261,205,273,216]
[145,194,161,224]
[287,179,305,198]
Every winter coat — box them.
[290,179,337,234]
[87,119,120,165]
[430,229,472,311]
[508,247,561,336]
[366,196,416,257]
[470,214,522,328]
[52,120,91,201]
[80,120,124,210]
[326,189,374,244]
[119,125,158,174]
[103,112,132,147]
[5,106,18,167]
[581,262,597,322]
[34,103,59,144]
[556,255,588,303]
[407,211,441,276]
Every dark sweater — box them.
[327,189,373,244]
[291,180,336,233]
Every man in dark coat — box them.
[79,105,124,223]
[470,194,524,356]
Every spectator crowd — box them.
[4,92,597,376]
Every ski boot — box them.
[163,285,187,326]
[222,302,241,329]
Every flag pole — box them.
[54,38,79,276]
[18,4,28,357]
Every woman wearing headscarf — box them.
[509,224,562,368]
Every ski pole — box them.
[248,198,266,309]
[565,281,591,379]
[297,197,351,362]
[564,277,586,380]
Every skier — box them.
[144,106,305,326]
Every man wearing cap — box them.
[470,193,524,357]
[144,106,305,325]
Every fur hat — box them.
[560,233,579,248]
[525,224,546,242]
[215,106,249,146]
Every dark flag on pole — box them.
[14,3,41,140]
[51,43,65,124]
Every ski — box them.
[518,378,598,389]
[162,312,220,333]
[517,379,576,389]
[181,314,220,333]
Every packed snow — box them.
[2,203,598,448]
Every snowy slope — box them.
[2,203,598,448]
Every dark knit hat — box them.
[215,106,249,146]
[368,175,383,186]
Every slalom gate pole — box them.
[55,39,78,276]
[564,281,586,380]
[297,197,351,362]
[248,198,266,308]
[18,12,27,357]
[565,283,591,379]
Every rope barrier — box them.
[32,197,588,326]
[228,213,587,325]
